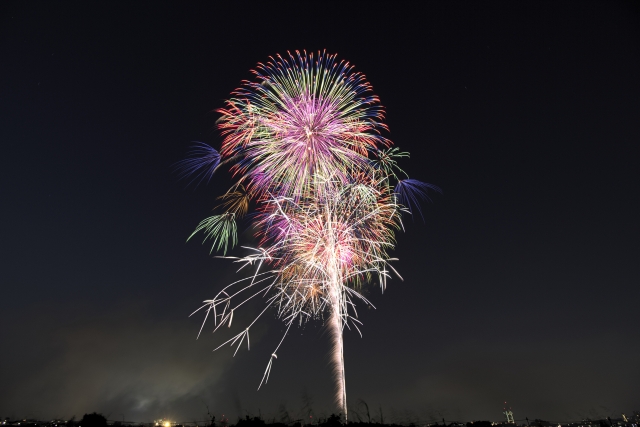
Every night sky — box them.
[1,1,639,424]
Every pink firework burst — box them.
[181,50,439,420]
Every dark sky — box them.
[1,1,639,424]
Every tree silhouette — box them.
[80,413,107,427]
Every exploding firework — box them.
[180,50,438,419]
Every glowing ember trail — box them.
[179,50,439,419]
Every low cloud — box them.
[1,302,233,421]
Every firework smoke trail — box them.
[179,51,438,418]
[329,286,347,420]
[320,188,349,418]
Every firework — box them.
[183,51,437,419]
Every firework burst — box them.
[181,50,438,419]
